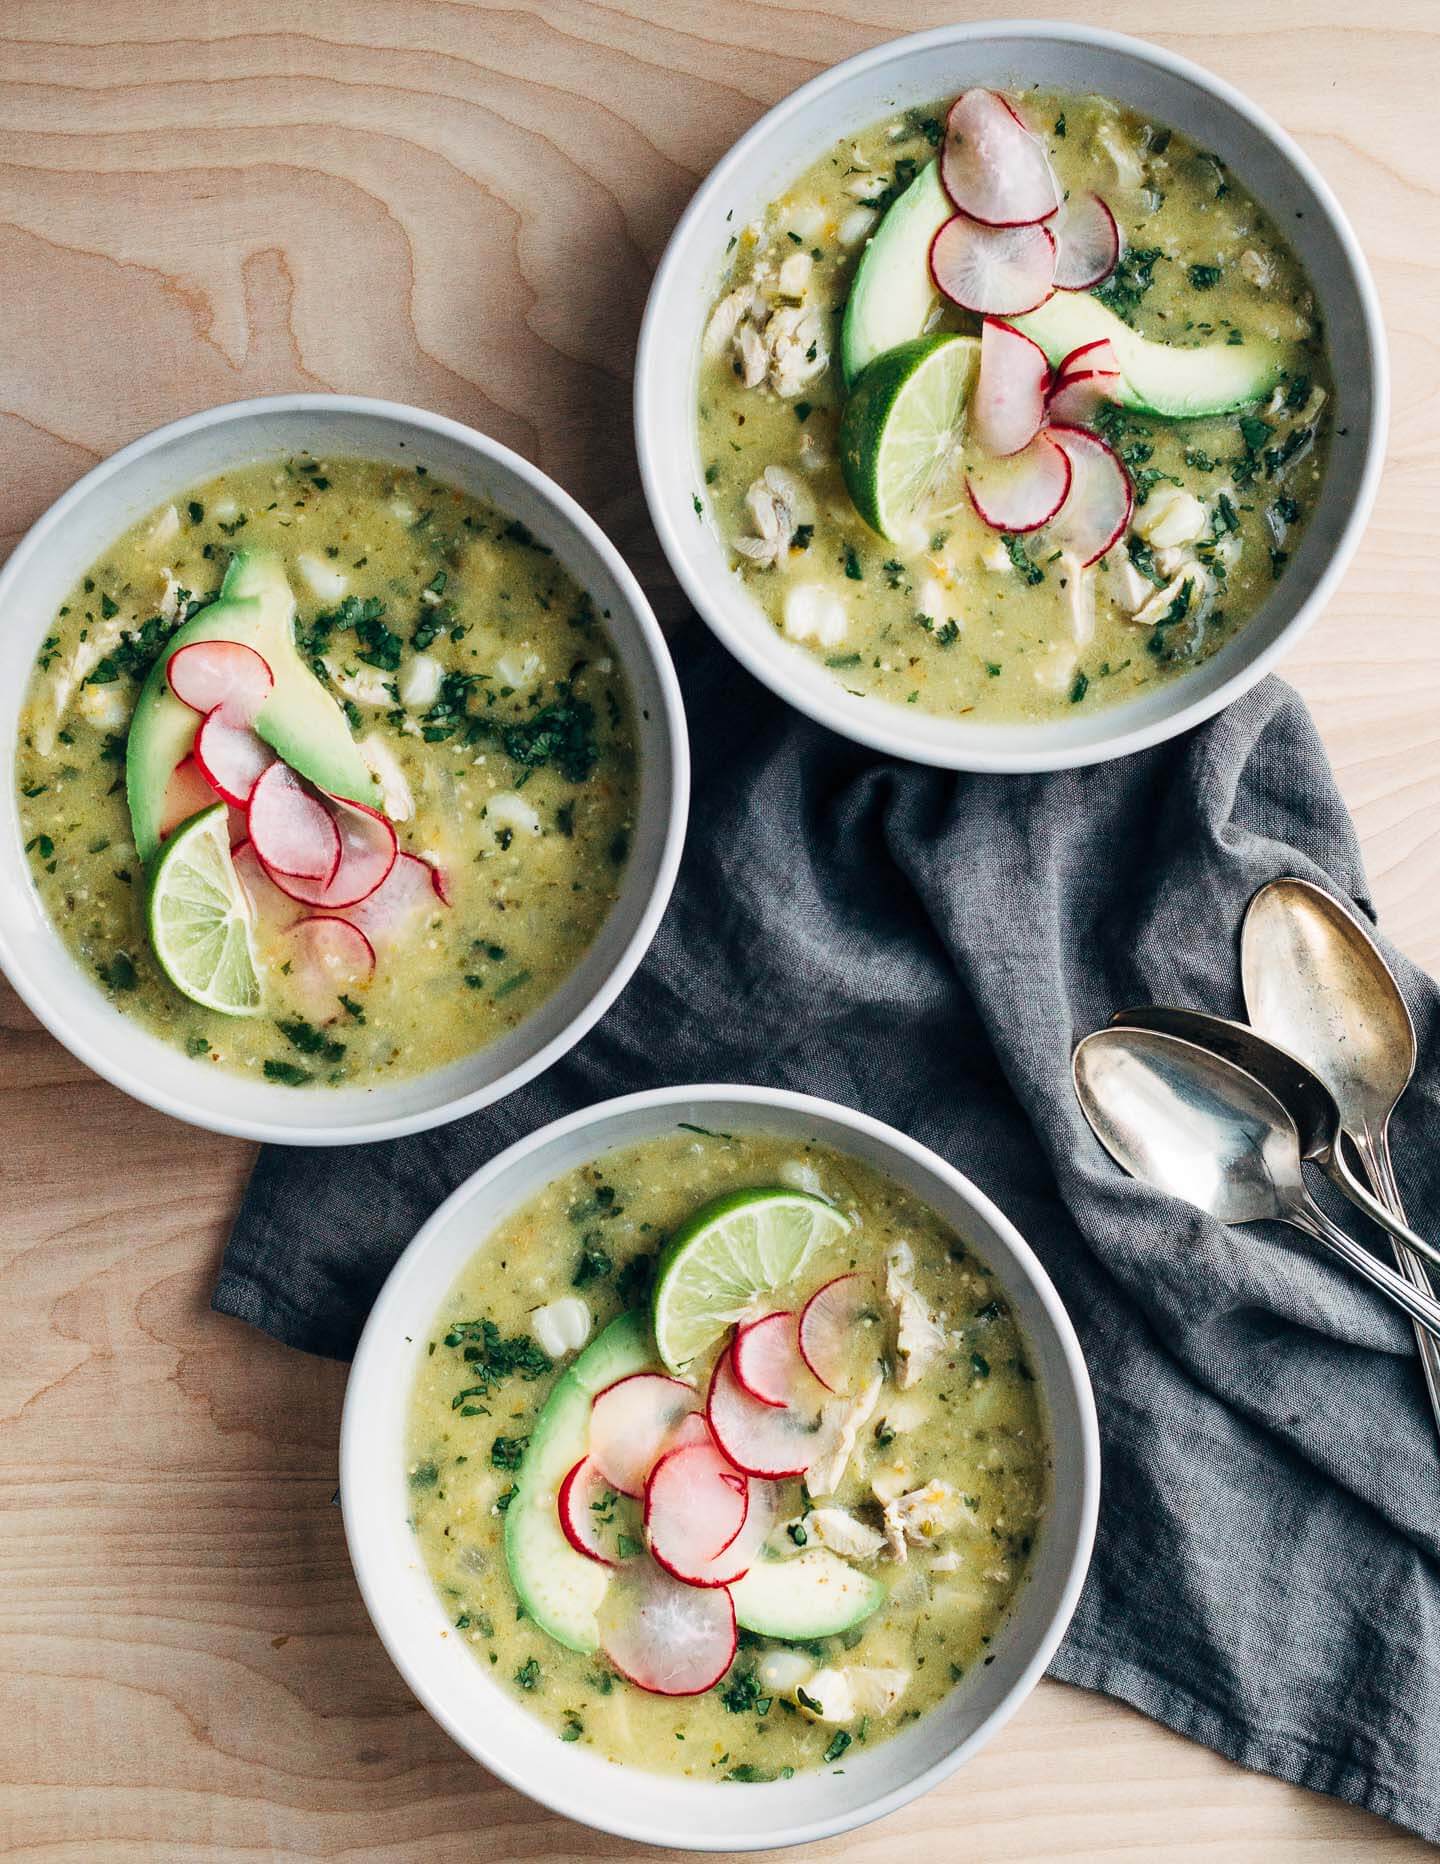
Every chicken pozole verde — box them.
[406,1128,1049,1780]
[15,458,638,1088]
[699,88,1330,721]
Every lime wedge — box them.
[652,1187,852,1373]
[839,333,980,541]
[146,804,263,1016]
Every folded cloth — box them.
[217,632,1440,1842]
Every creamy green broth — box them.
[406,1130,1050,1780]
[698,90,1331,722]
[15,458,637,1087]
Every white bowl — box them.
[635,22,1387,773]
[0,395,688,1145]
[341,1084,1100,1851]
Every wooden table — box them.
[2,3,1436,1857]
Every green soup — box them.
[698,89,1330,723]
[406,1128,1050,1781]
[15,456,638,1088]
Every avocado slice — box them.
[125,548,379,864]
[504,1311,653,1653]
[730,1548,886,1640]
[840,159,952,390]
[1011,293,1285,419]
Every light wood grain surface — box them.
[2,3,1437,1858]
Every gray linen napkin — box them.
[217,636,1440,1842]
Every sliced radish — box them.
[281,914,377,1021]
[941,89,1059,227]
[966,431,1072,533]
[1047,424,1134,566]
[194,706,276,808]
[167,640,273,720]
[425,859,452,907]
[247,762,342,883]
[589,1374,695,1499]
[719,1474,784,1573]
[972,318,1051,457]
[597,1558,736,1697]
[1052,191,1122,290]
[644,1440,750,1586]
[558,1456,643,1569]
[930,215,1056,318]
[733,1312,817,1410]
[1055,338,1120,381]
[233,837,300,928]
[262,794,397,909]
[706,1344,816,1480]
[344,851,438,947]
[664,1412,714,1455]
[159,755,224,840]
[799,1275,880,1394]
[1046,368,1122,426]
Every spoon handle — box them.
[1286,1202,1440,1344]
[1350,1129,1440,1440]
[1319,1151,1440,1271]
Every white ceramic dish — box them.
[341,1084,1100,1851]
[0,395,688,1145]
[636,21,1387,773]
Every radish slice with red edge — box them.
[344,851,439,947]
[966,431,1072,533]
[1051,191,1123,290]
[940,89,1060,227]
[1046,368,1122,426]
[588,1373,695,1499]
[644,1440,749,1586]
[159,755,224,840]
[195,706,276,808]
[663,1411,713,1455]
[233,838,297,928]
[1055,339,1120,381]
[558,1456,642,1569]
[706,1344,816,1479]
[282,915,376,1021]
[262,793,396,909]
[733,1311,815,1410]
[930,216,1056,318]
[799,1274,878,1394]
[247,762,342,883]
[167,640,273,720]
[424,859,452,907]
[972,318,1051,457]
[597,1558,737,1697]
[1046,423,1134,566]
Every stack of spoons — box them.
[1074,876,1440,1442]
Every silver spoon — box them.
[1108,1004,1440,1272]
[1242,876,1440,1432]
[1072,1026,1440,1344]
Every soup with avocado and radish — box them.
[405,1128,1049,1780]
[698,87,1330,720]
[15,458,638,1087]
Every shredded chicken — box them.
[1132,563,1210,631]
[1061,554,1095,646]
[37,616,128,754]
[1102,550,1153,614]
[325,660,393,707]
[806,1373,882,1497]
[765,305,828,399]
[802,1507,886,1562]
[782,584,848,649]
[357,732,413,822]
[734,466,814,568]
[885,1243,947,1389]
[881,1479,973,1561]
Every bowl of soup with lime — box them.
[0,397,687,1143]
[636,24,1385,772]
[341,1086,1099,1850]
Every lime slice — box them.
[839,332,980,540]
[652,1188,852,1373]
[147,803,263,1016]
